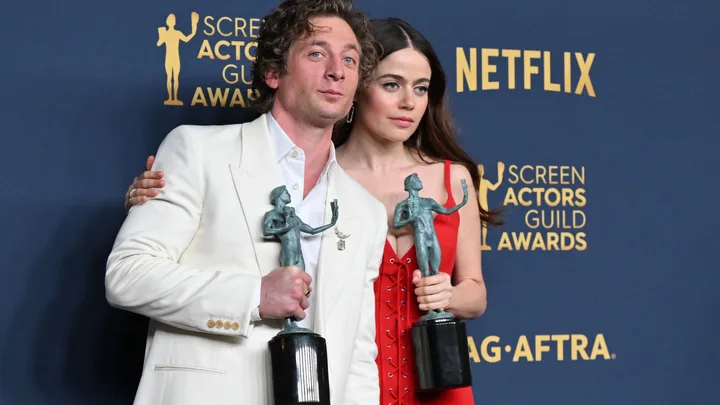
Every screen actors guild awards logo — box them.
[478,162,505,250]
[482,163,587,252]
[157,12,199,106]
[155,11,260,108]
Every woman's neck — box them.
[337,125,418,172]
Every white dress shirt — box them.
[250,112,337,330]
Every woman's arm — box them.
[446,163,487,318]
[413,163,487,319]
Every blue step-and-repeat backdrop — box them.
[1,0,718,404]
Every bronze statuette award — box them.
[392,173,473,392]
[263,185,339,405]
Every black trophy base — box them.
[411,316,472,393]
[269,331,330,405]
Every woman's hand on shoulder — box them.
[124,155,165,212]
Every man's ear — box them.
[264,67,280,89]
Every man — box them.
[105,1,385,404]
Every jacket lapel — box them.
[229,114,281,275]
[229,119,366,332]
[314,166,362,335]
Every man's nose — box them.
[326,56,346,81]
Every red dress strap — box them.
[443,160,455,205]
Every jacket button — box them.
[207,320,216,328]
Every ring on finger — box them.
[129,188,137,198]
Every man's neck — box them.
[270,106,334,197]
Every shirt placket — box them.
[287,147,304,203]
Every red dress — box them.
[374,160,475,405]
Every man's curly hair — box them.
[250,0,378,113]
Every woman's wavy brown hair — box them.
[334,18,504,227]
[250,0,378,113]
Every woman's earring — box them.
[346,102,355,123]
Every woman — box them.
[124,17,502,405]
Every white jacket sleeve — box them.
[105,125,261,338]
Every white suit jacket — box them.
[105,113,387,405]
